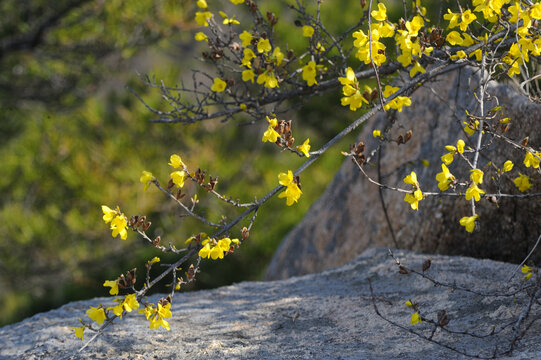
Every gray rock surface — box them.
[1,249,540,359]
[265,67,541,281]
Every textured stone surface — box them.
[1,249,540,359]
[265,67,541,281]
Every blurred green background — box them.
[0,0,372,326]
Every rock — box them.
[265,67,541,281]
[1,249,540,359]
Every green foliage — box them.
[0,0,358,325]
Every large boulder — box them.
[0,249,539,359]
[265,67,541,281]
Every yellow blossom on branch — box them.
[411,312,421,324]
[239,30,252,46]
[262,116,280,143]
[459,214,478,233]
[257,38,271,53]
[296,138,311,157]
[101,205,117,224]
[195,11,212,27]
[210,78,227,92]
[436,163,455,191]
[302,25,314,37]
[168,154,184,168]
[371,3,387,21]
[69,325,85,340]
[521,265,533,280]
[103,279,119,295]
[170,171,185,188]
[194,32,208,42]
[502,160,514,173]
[302,61,318,86]
[278,170,302,206]
[514,173,532,192]
[470,169,484,184]
[140,170,154,191]
[86,306,107,325]
[524,151,541,168]
[465,183,485,202]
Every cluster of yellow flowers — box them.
[403,171,423,210]
[338,68,370,111]
[101,205,128,240]
[139,301,173,330]
[198,237,239,260]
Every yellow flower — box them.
[210,78,227,92]
[140,171,154,191]
[450,50,467,60]
[262,117,280,143]
[278,171,302,206]
[459,10,477,31]
[194,11,212,27]
[278,170,294,187]
[272,47,284,66]
[69,325,85,340]
[242,69,255,83]
[436,163,455,191]
[405,300,414,308]
[469,48,482,61]
[196,0,207,9]
[409,61,425,78]
[443,9,460,29]
[101,205,117,224]
[404,189,423,210]
[524,152,541,168]
[470,169,484,184]
[257,38,271,53]
[446,31,463,46]
[302,25,314,37]
[219,11,240,25]
[168,154,184,168]
[302,61,318,86]
[403,171,419,187]
[231,0,245,4]
[148,257,160,265]
[465,184,485,202]
[459,214,478,233]
[194,32,208,42]
[111,215,128,240]
[372,129,382,138]
[86,306,106,325]
[123,294,140,312]
[241,48,256,68]
[456,139,465,153]
[239,30,252,46]
[521,265,533,280]
[371,2,387,21]
[296,138,311,157]
[463,120,479,136]
[502,160,514,173]
[170,171,185,188]
[103,279,119,295]
[199,242,211,258]
[411,312,421,325]
[278,183,302,206]
[514,173,532,192]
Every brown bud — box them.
[287,49,294,59]
[187,264,195,280]
[176,189,185,200]
[437,310,450,327]
[153,236,161,246]
[129,216,138,227]
[241,227,249,240]
[501,124,509,133]
[398,265,409,274]
[404,130,412,143]
[231,42,240,51]
[397,134,404,145]
[126,268,137,286]
[118,274,128,289]
[422,258,432,272]
[360,0,366,7]
[168,178,175,189]
[521,136,529,146]
[142,222,151,231]
[137,216,146,227]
